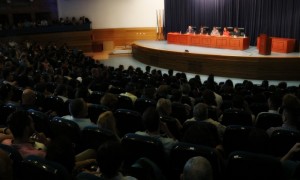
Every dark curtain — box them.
[164,0,300,49]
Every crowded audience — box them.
[0,40,299,179]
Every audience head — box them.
[97,111,117,132]
[181,156,213,180]
[202,89,217,106]
[142,107,160,132]
[100,93,118,110]
[181,83,191,95]
[156,98,172,116]
[22,88,36,105]
[193,103,208,121]
[7,110,34,139]
[281,94,300,127]
[69,98,88,118]
[268,93,282,111]
[97,141,124,179]
[54,84,67,97]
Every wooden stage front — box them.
[132,40,300,81]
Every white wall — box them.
[57,0,164,29]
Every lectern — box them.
[258,34,271,55]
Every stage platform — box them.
[132,40,300,81]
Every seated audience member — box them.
[266,94,300,136]
[21,88,40,111]
[0,149,13,180]
[255,93,281,122]
[186,25,195,34]
[0,83,17,105]
[210,27,220,36]
[232,27,241,36]
[205,74,223,109]
[185,103,226,140]
[181,83,195,107]
[62,98,97,130]
[181,156,213,180]
[46,137,76,176]
[0,127,13,143]
[219,94,255,124]
[120,82,138,104]
[97,111,120,141]
[46,137,97,177]
[5,110,48,158]
[1,68,17,86]
[100,93,118,111]
[222,27,230,36]
[202,89,222,119]
[135,107,177,154]
[199,26,207,35]
[281,142,300,162]
[80,141,136,179]
[53,84,69,102]
[157,98,183,139]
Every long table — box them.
[257,37,296,53]
[167,33,250,50]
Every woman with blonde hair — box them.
[97,111,120,141]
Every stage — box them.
[132,40,300,81]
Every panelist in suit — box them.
[186,25,195,34]
[232,27,241,37]
[210,27,220,36]
[222,27,230,37]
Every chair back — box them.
[121,133,166,172]
[28,109,51,136]
[0,103,18,125]
[117,95,134,110]
[87,91,105,104]
[255,112,282,130]
[226,151,284,180]
[169,142,224,180]
[221,109,252,126]
[130,157,166,180]
[114,109,144,137]
[43,96,65,116]
[20,155,70,180]
[134,98,156,114]
[80,126,117,150]
[49,117,81,145]
[0,143,23,179]
[269,129,300,158]
[223,125,255,155]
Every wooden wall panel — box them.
[92,27,158,47]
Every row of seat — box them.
[1,134,299,180]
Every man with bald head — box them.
[181,156,213,180]
[21,88,39,111]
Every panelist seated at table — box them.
[186,25,195,34]
[231,27,241,37]
[199,26,208,35]
[210,27,220,36]
[222,27,230,37]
